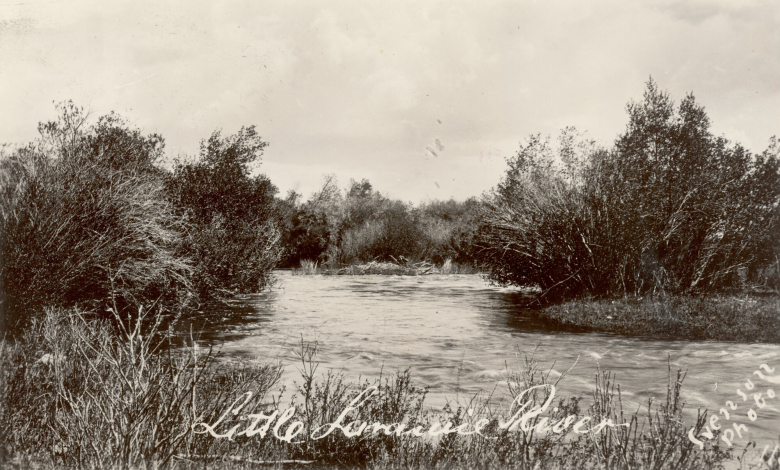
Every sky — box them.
[1,0,779,203]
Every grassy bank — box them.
[529,295,780,343]
[1,307,737,469]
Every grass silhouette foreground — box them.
[1,307,740,469]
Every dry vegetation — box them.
[1,307,734,469]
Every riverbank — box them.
[1,307,735,469]
[530,294,780,343]
[291,258,478,276]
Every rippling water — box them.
[192,272,780,453]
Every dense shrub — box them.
[474,130,615,300]
[0,103,192,333]
[278,176,481,269]
[476,80,780,299]
[598,80,780,292]
[166,126,282,297]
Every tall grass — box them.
[176,344,730,469]
[0,306,281,469]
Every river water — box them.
[194,272,780,453]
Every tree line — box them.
[1,79,778,333]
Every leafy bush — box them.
[166,126,282,297]
[476,80,780,299]
[475,130,615,300]
[0,103,192,333]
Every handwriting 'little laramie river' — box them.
[194,384,627,443]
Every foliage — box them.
[602,80,780,291]
[476,79,780,299]
[474,128,611,300]
[278,176,481,270]
[0,103,192,333]
[166,126,281,297]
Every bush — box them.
[0,103,192,333]
[476,80,780,299]
[475,130,618,300]
[166,126,282,297]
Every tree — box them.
[476,79,780,299]
[606,78,780,291]
[167,127,281,297]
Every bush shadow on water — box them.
[170,293,280,346]
[492,291,599,336]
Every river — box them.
[192,272,780,455]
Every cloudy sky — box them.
[1,0,778,202]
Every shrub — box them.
[476,80,780,299]
[475,130,619,300]
[166,126,282,297]
[0,103,192,333]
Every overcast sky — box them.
[1,0,778,202]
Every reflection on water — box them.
[188,271,780,449]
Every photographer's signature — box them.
[687,363,780,465]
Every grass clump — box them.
[0,306,281,469]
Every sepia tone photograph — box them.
[1,1,779,468]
